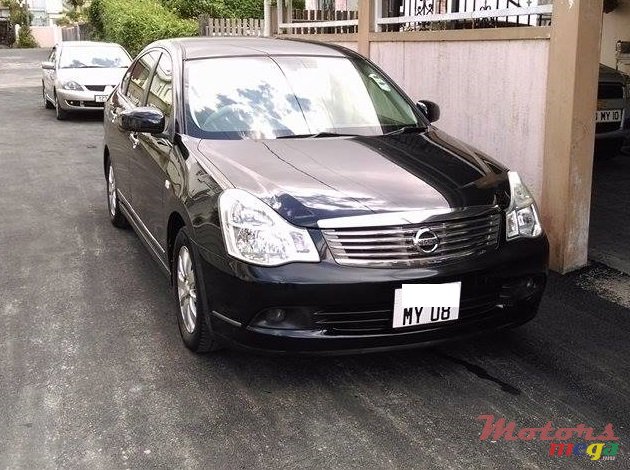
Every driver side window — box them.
[125,51,160,107]
[48,47,56,64]
[146,53,173,126]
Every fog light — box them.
[265,308,286,324]
[501,276,544,305]
[250,307,317,330]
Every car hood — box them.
[56,67,127,86]
[196,128,510,228]
[599,63,628,84]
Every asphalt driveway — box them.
[1,49,629,470]
[590,154,630,274]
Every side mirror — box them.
[119,107,165,134]
[417,100,440,123]
[41,61,55,70]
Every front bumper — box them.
[595,117,630,141]
[192,235,549,354]
[56,89,108,111]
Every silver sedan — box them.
[42,41,131,120]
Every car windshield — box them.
[59,46,131,69]
[185,55,422,140]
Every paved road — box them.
[1,49,629,470]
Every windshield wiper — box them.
[382,125,426,136]
[276,132,357,139]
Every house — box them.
[0,7,12,46]
[28,0,63,27]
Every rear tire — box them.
[173,228,220,353]
[106,160,129,228]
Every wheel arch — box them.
[103,146,110,179]
[167,211,187,275]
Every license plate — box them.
[596,109,622,123]
[393,282,461,328]
[95,94,108,103]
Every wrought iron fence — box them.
[379,0,552,31]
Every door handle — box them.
[129,132,139,149]
[155,138,171,148]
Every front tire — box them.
[106,161,129,228]
[54,91,69,120]
[173,228,220,353]
[43,85,54,109]
[594,138,623,161]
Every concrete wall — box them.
[30,25,60,48]
[334,41,358,51]
[601,4,630,73]
[329,38,549,199]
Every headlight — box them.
[219,189,320,266]
[505,171,543,240]
[61,80,83,91]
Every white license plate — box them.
[393,282,461,328]
[596,109,622,123]
[95,94,108,103]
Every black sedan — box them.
[103,38,548,354]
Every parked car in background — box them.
[42,41,132,120]
[103,38,549,355]
[595,64,630,158]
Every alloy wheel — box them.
[54,92,67,120]
[177,246,198,334]
[107,165,117,217]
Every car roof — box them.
[150,37,350,60]
[58,41,124,48]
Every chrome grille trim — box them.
[322,211,501,268]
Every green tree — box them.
[1,0,32,26]
[58,0,90,26]
[0,0,38,47]
[162,0,305,20]
[161,0,225,19]
[88,0,197,55]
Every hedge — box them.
[161,0,306,20]
[88,0,198,56]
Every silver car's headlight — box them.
[61,80,83,91]
[219,189,320,266]
[505,171,543,240]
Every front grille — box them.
[322,211,502,268]
[598,82,624,100]
[85,85,107,92]
[596,122,622,134]
[313,291,500,334]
